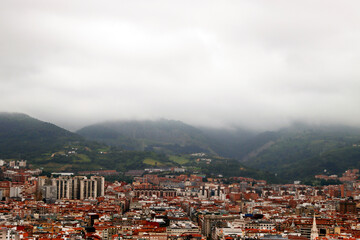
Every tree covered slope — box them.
[0,112,82,158]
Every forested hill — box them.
[77,119,214,154]
[281,146,360,181]
[78,120,360,182]
[2,112,360,183]
[0,113,269,181]
[245,124,360,181]
[0,112,82,158]
[200,127,279,160]
[0,113,182,173]
[76,120,274,157]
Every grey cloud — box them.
[1,0,360,131]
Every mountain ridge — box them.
[2,112,360,182]
[0,113,270,181]
[0,112,82,159]
[77,119,360,182]
[77,119,215,154]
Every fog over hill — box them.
[0,112,273,181]
[77,118,360,181]
[77,118,360,157]
[2,112,360,182]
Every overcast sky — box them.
[1,1,360,131]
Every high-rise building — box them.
[41,185,57,202]
[18,160,26,168]
[38,175,105,200]
[80,177,98,199]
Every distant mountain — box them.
[0,113,269,181]
[281,146,360,181]
[0,112,82,158]
[78,120,360,182]
[197,127,279,160]
[77,119,215,154]
[2,112,359,183]
[245,123,360,181]
[77,119,281,159]
[0,113,196,174]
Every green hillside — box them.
[77,120,360,182]
[0,112,82,159]
[77,119,214,154]
[0,113,268,181]
[3,112,360,183]
[280,146,360,181]
[0,113,177,172]
[76,120,277,159]
[30,143,175,173]
[197,127,278,160]
[246,124,360,181]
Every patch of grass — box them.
[42,163,73,172]
[96,147,110,152]
[73,154,91,163]
[169,155,189,164]
[143,158,164,166]
[33,156,51,163]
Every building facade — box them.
[38,175,105,200]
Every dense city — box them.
[0,159,359,240]
[2,0,360,239]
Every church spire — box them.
[290,219,295,229]
[311,214,319,240]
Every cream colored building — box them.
[39,175,105,200]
